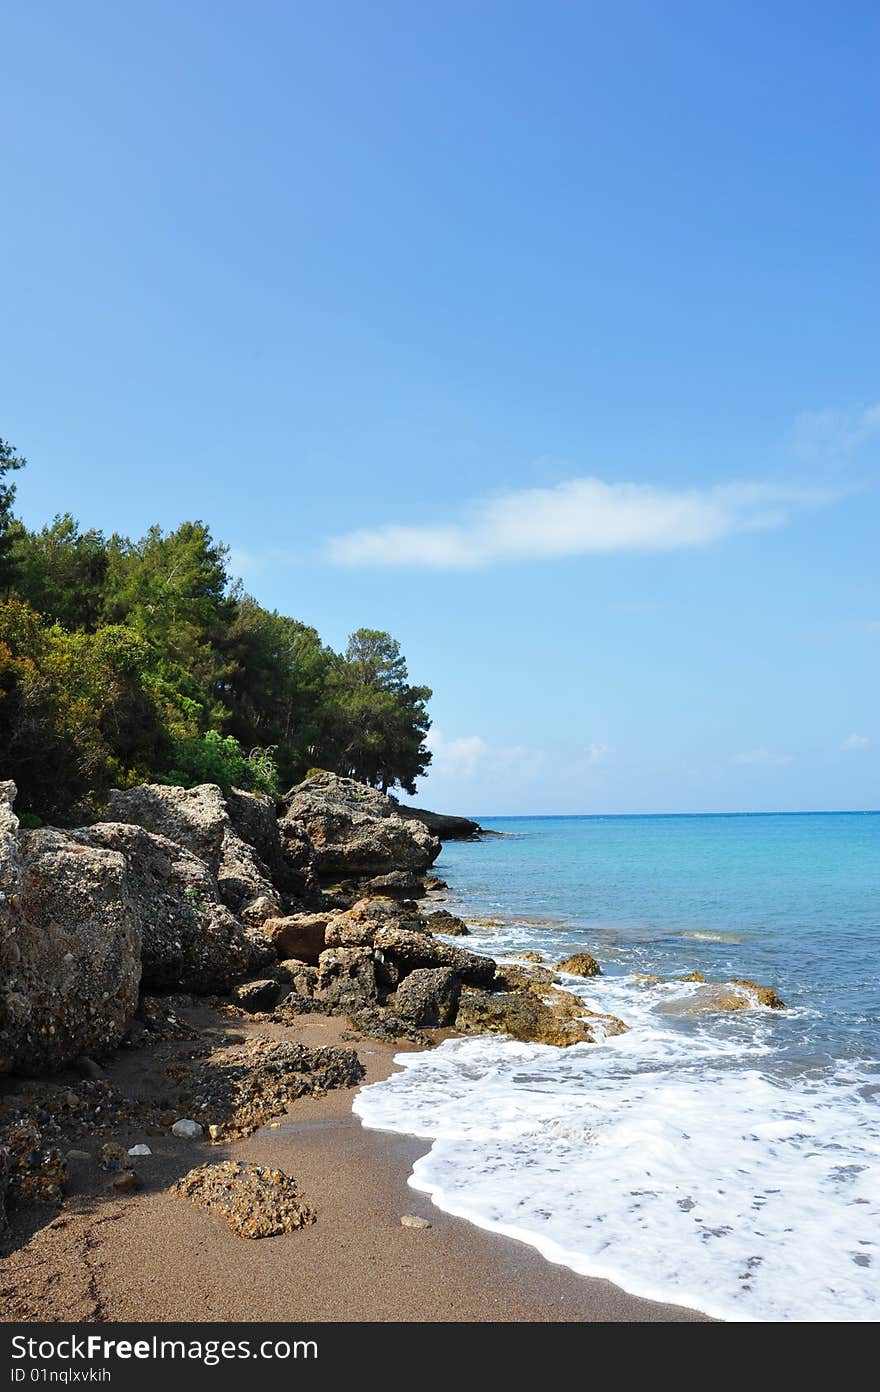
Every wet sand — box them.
[1,1010,709,1323]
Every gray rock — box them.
[105,783,283,916]
[171,1119,204,1139]
[373,925,496,987]
[279,773,440,879]
[74,823,264,994]
[316,946,379,1011]
[0,789,142,1074]
[394,967,460,1026]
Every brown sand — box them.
[0,1010,710,1322]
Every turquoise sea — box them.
[356,812,880,1321]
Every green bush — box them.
[158,730,280,797]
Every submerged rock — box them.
[728,979,786,1010]
[454,988,596,1047]
[172,1160,316,1238]
[556,952,602,979]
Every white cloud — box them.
[732,748,794,767]
[425,729,544,781]
[426,731,489,779]
[793,404,880,461]
[842,733,871,751]
[586,742,610,765]
[327,476,828,570]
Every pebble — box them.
[127,1144,152,1156]
[66,1149,91,1162]
[400,1214,432,1229]
[171,1119,204,1139]
[208,1124,223,1142]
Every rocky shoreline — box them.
[0,771,782,1315]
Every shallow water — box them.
[355,813,880,1321]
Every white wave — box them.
[355,975,880,1321]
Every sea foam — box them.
[355,971,880,1321]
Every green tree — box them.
[7,514,108,630]
[328,629,432,793]
[0,437,26,589]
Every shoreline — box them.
[0,1008,710,1323]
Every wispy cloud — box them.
[586,742,610,765]
[732,748,794,767]
[327,476,829,570]
[793,403,880,462]
[842,733,871,751]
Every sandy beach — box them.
[0,1007,708,1324]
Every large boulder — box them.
[0,788,142,1073]
[279,773,440,879]
[73,823,270,994]
[394,968,460,1026]
[316,947,379,1011]
[105,783,282,916]
[556,952,602,979]
[373,925,495,986]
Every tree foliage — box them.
[0,440,433,819]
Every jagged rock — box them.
[493,962,555,991]
[0,787,142,1074]
[232,979,281,1013]
[172,1161,316,1238]
[424,876,448,892]
[106,782,228,868]
[682,971,706,983]
[316,947,379,1010]
[373,925,496,986]
[424,910,469,936]
[556,952,602,978]
[392,804,483,840]
[105,783,282,916]
[323,897,426,950]
[279,773,440,879]
[454,989,596,1047]
[394,967,460,1026]
[512,951,545,964]
[73,823,267,994]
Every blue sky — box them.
[3,1,878,814]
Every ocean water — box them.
[354,813,880,1322]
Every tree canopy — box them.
[0,439,433,820]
